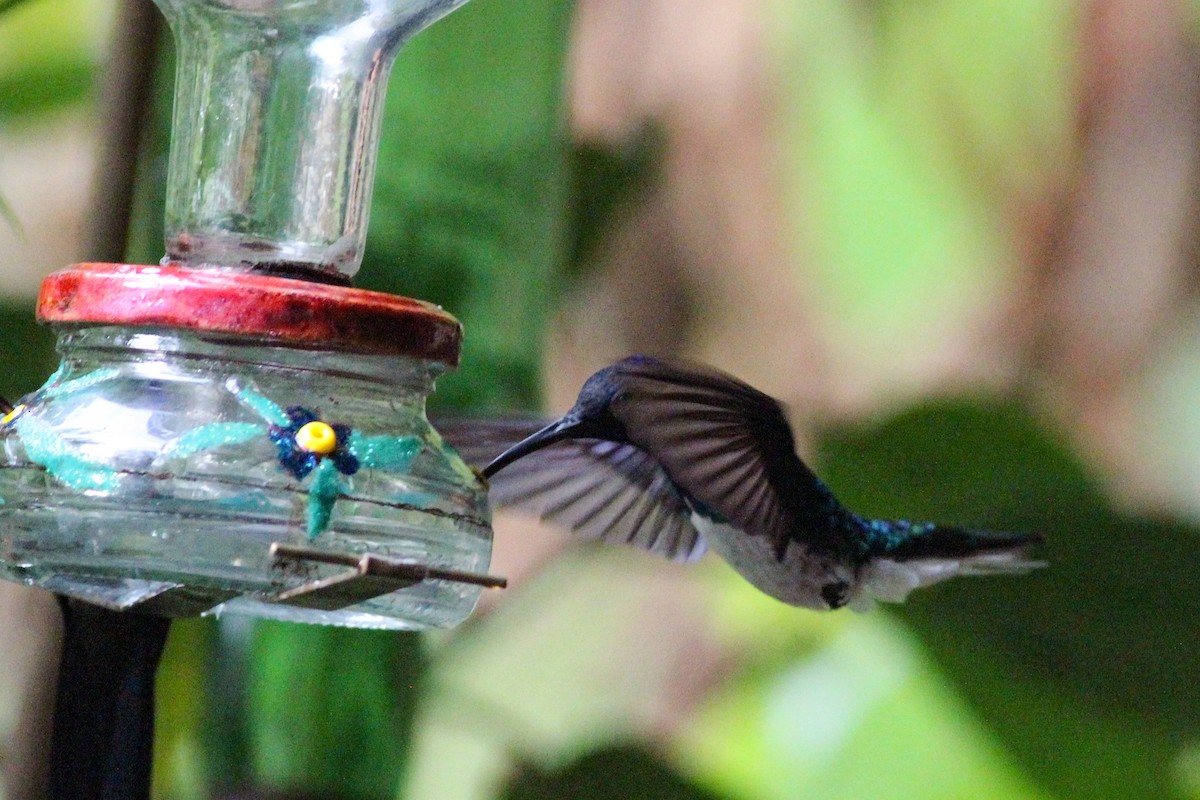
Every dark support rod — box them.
[50,598,172,800]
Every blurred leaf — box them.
[364,0,575,412]
[675,610,1048,800]
[246,623,425,800]
[0,0,106,122]
[0,301,58,402]
[0,0,32,16]
[818,398,1200,800]
[767,2,1075,399]
[769,4,1004,380]
[564,132,662,279]
[820,399,1098,525]
[405,547,721,799]
[0,62,93,121]
[501,745,722,800]
[426,547,716,751]
[875,0,1076,196]
[153,618,216,800]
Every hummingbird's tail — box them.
[887,525,1043,566]
[852,525,1044,609]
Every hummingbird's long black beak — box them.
[483,416,585,478]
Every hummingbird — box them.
[442,355,1041,611]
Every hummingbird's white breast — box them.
[690,513,853,610]
[689,512,1021,611]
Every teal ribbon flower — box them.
[166,384,423,539]
[2,367,125,492]
[2,371,426,539]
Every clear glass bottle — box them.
[0,321,492,630]
[154,0,471,282]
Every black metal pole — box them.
[50,598,171,800]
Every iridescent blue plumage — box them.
[444,356,1042,610]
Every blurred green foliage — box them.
[0,302,56,405]
[822,401,1200,800]
[771,0,1075,378]
[0,0,102,122]
[363,0,575,412]
[501,746,720,800]
[245,624,424,799]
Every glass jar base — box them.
[0,499,487,629]
[0,309,494,629]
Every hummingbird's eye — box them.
[821,581,849,610]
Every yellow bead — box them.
[1,404,25,426]
[295,421,338,455]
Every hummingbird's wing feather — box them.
[484,440,708,562]
[435,418,707,562]
[608,358,836,559]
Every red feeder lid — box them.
[37,263,462,366]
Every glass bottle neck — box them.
[152,0,470,282]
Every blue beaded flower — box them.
[164,384,423,539]
[269,406,359,479]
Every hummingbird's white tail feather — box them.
[954,549,1048,576]
[853,548,1045,610]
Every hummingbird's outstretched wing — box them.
[436,417,707,563]
[605,358,835,560]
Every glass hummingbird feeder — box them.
[0,0,499,630]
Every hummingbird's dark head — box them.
[574,354,683,438]
[480,356,648,478]
[572,364,631,436]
